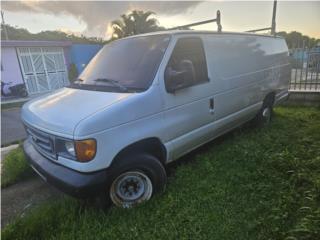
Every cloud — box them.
[2,1,201,38]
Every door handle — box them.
[209,98,215,114]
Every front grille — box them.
[25,125,56,160]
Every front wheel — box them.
[109,153,167,208]
[110,171,153,208]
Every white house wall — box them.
[1,47,25,85]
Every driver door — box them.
[161,36,215,160]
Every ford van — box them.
[22,31,290,207]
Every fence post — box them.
[299,42,305,91]
[293,48,298,90]
[305,48,310,90]
[316,54,319,91]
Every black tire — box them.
[107,153,167,208]
[254,96,274,126]
[20,89,28,98]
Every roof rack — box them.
[245,0,277,35]
[168,10,222,33]
[168,0,277,37]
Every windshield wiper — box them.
[93,78,128,91]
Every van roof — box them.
[124,30,284,40]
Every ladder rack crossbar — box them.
[246,27,272,33]
[168,10,222,33]
[169,18,217,30]
[166,0,277,36]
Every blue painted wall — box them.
[291,46,320,62]
[70,44,103,75]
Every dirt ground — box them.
[1,177,61,227]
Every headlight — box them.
[65,141,75,156]
[74,139,96,162]
[59,139,96,162]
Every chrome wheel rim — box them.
[262,107,271,123]
[110,171,153,208]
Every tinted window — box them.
[73,35,170,92]
[165,37,208,88]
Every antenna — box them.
[168,10,222,33]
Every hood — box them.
[21,88,132,137]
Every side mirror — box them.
[165,60,196,93]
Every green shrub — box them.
[1,146,33,188]
[68,63,78,83]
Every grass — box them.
[2,106,320,240]
[1,140,23,148]
[1,101,27,111]
[1,146,34,188]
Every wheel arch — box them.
[110,137,167,168]
[263,91,276,106]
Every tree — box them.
[277,31,320,49]
[1,24,105,44]
[111,10,164,39]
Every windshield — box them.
[71,34,170,92]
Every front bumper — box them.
[23,138,107,198]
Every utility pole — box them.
[271,0,277,35]
[1,10,9,40]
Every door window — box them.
[165,37,208,90]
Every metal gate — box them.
[290,47,320,92]
[17,47,69,95]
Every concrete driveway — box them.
[1,108,26,145]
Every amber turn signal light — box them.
[75,139,96,162]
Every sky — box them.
[1,1,320,39]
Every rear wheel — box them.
[109,153,167,208]
[254,95,274,126]
[261,106,272,124]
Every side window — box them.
[165,37,208,91]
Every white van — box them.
[22,31,290,207]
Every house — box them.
[69,44,103,74]
[1,40,103,97]
[1,40,72,96]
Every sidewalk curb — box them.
[1,144,19,159]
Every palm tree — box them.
[111,10,163,39]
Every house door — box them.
[17,47,69,95]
